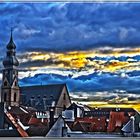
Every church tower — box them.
[1,30,20,107]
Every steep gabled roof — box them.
[20,84,66,111]
[46,115,71,137]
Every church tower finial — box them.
[10,27,13,41]
[6,28,16,50]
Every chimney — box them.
[49,107,55,128]
[130,116,135,135]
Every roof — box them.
[90,107,136,112]
[28,116,48,125]
[67,102,90,111]
[84,108,136,117]
[20,84,66,111]
[46,115,71,137]
[27,125,49,136]
[72,121,91,132]
[122,111,140,133]
[8,106,29,115]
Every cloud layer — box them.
[0,2,140,100]
[1,2,140,53]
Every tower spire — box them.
[3,29,19,68]
[6,28,16,50]
[10,27,13,42]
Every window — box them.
[4,93,7,102]
[14,93,16,102]
[31,96,34,99]
[63,93,66,100]
[4,81,7,86]
[15,81,17,86]
[13,71,16,75]
[43,95,46,99]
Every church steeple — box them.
[1,30,20,107]
[3,29,19,68]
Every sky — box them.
[0,2,140,102]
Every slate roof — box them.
[20,84,66,111]
[46,115,71,137]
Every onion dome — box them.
[6,29,16,50]
[3,29,19,68]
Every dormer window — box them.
[43,95,47,100]
[4,81,7,86]
[50,95,54,100]
[15,81,17,86]
[4,93,7,102]
[31,96,34,99]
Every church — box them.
[1,31,71,117]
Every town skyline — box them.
[0,2,140,138]
[0,2,140,102]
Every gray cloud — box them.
[0,2,140,54]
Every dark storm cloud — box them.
[0,2,140,96]
[19,58,70,69]
[19,71,140,94]
[1,2,140,53]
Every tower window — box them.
[15,81,17,86]
[14,93,16,102]
[63,93,66,100]
[4,81,7,86]
[4,93,7,102]
[13,71,16,75]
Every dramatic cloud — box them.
[1,2,140,53]
[0,2,140,99]
[19,71,140,97]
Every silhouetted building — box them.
[20,84,71,116]
[1,31,71,117]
